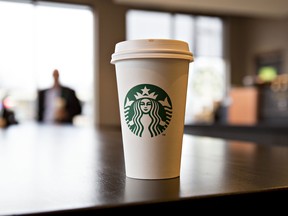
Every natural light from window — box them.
[0,1,94,124]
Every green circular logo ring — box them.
[124,84,172,137]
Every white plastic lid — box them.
[111,39,194,64]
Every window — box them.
[126,10,227,124]
[0,1,94,124]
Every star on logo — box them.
[141,86,150,96]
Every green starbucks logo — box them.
[124,84,172,137]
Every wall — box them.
[228,16,288,86]
[93,1,127,128]
[228,17,248,86]
[244,17,288,76]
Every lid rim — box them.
[113,48,193,55]
[111,39,193,64]
[111,53,194,64]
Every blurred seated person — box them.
[0,95,18,128]
[212,100,227,124]
[36,69,82,124]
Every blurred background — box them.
[1,0,288,132]
[0,0,94,126]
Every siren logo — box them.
[124,84,172,137]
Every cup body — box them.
[111,39,193,179]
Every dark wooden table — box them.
[0,122,288,215]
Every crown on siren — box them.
[134,86,158,100]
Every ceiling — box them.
[114,0,288,18]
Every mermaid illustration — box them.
[124,84,172,137]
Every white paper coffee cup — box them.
[111,39,193,179]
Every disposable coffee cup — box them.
[111,39,193,179]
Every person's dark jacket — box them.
[37,86,82,124]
